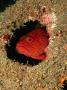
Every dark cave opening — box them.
[5,20,49,66]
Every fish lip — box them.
[16,43,31,56]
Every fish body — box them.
[16,28,49,60]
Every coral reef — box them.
[0,0,67,90]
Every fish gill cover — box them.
[5,20,49,66]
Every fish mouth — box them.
[16,43,30,57]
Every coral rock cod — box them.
[16,26,49,60]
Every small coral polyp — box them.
[5,20,49,66]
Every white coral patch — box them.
[51,12,57,29]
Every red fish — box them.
[16,28,49,60]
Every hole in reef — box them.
[5,20,49,66]
[62,80,67,90]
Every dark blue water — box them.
[0,0,16,12]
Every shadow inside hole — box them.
[0,0,16,12]
[62,80,67,90]
[5,20,48,66]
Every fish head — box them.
[16,28,49,60]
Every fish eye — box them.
[26,36,32,42]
